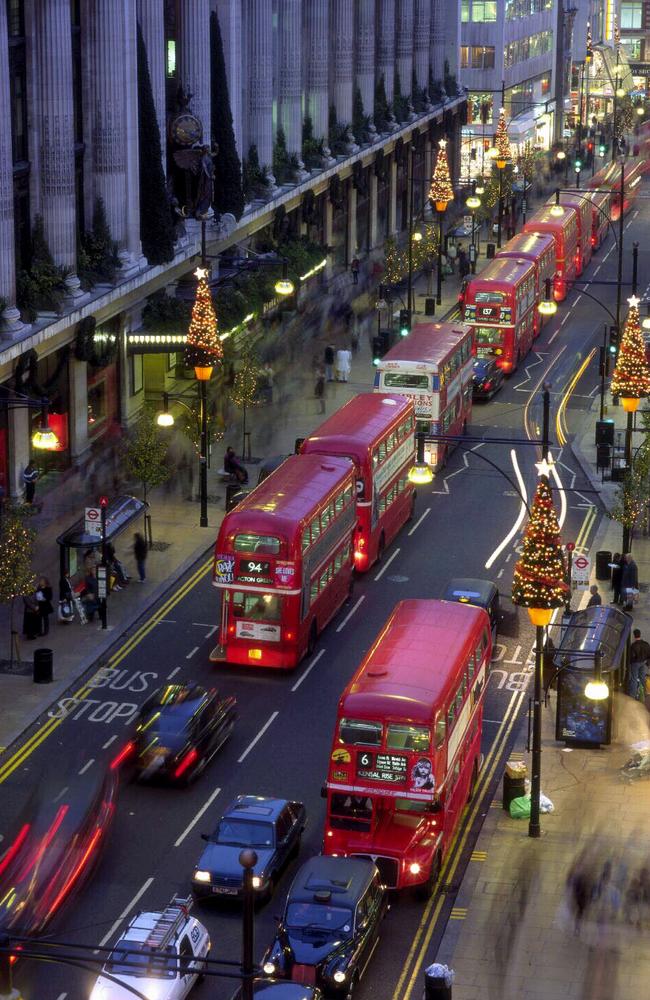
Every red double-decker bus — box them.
[462,256,536,372]
[300,393,415,573]
[588,189,612,250]
[323,599,491,897]
[495,231,556,336]
[212,454,356,669]
[546,191,592,275]
[588,155,646,220]
[523,205,579,301]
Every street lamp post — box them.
[466,185,481,275]
[436,207,445,305]
[615,156,626,336]
[496,166,504,249]
[406,144,416,317]
[240,849,258,1000]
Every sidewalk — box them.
[433,397,650,997]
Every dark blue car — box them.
[192,795,306,903]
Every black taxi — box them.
[443,577,500,642]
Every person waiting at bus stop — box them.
[628,628,650,700]
[224,446,248,484]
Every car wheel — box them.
[290,835,302,860]
[415,853,441,901]
[197,951,209,983]
[346,972,360,1000]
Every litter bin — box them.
[502,759,527,811]
[596,550,612,581]
[486,242,496,259]
[225,483,248,513]
[33,648,53,684]
[424,964,454,1000]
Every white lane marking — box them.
[186,646,199,659]
[485,449,528,571]
[335,595,366,633]
[550,454,567,529]
[549,325,561,343]
[593,265,601,275]
[56,994,67,1000]
[167,666,181,679]
[238,712,279,764]
[174,786,222,848]
[155,619,176,624]
[192,622,213,627]
[78,759,95,776]
[98,877,155,948]
[291,649,326,693]
[204,625,218,638]
[497,568,504,579]
[102,735,117,750]
[374,548,401,581]
[407,507,431,536]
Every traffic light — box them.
[574,157,582,171]
[587,140,594,154]
[609,324,619,357]
[399,308,411,337]
[598,140,607,156]
[372,331,390,366]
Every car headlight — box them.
[333,970,347,983]
[409,862,421,875]
[193,870,211,883]
[263,961,276,975]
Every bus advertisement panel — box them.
[212,454,356,669]
[373,323,473,471]
[323,599,491,895]
[301,393,415,572]
[523,205,579,300]
[462,256,536,372]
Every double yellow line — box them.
[0,555,214,786]
[556,348,597,447]
[395,684,527,1000]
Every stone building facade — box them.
[0,0,466,500]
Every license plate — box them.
[212,886,238,895]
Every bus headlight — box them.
[409,862,421,875]
[263,961,276,975]
[333,971,347,983]
[193,870,211,883]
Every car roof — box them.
[443,577,498,606]
[144,684,207,718]
[251,982,319,999]
[473,357,493,367]
[224,795,290,821]
[289,856,376,907]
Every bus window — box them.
[394,798,431,814]
[232,592,282,621]
[467,654,475,679]
[474,327,504,347]
[383,372,429,390]
[386,723,430,752]
[435,717,446,749]
[335,491,344,513]
[475,290,504,303]
[233,533,281,554]
[339,718,382,746]
[321,505,331,531]
[329,794,373,832]
[378,441,386,463]
[301,527,310,552]
[311,516,321,542]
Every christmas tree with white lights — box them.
[494,108,511,163]
[512,472,568,613]
[611,296,650,404]
[429,139,454,209]
[184,267,223,374]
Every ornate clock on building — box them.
[169,111,203,147]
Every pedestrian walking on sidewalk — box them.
[627,628,650,698]
[324,345,335,382]
[621,553,639,610]
[22,462,39,504]
[35,576,54,635]
[133,532,148,582]
[587,584,602,608]
[336,348,351,382]
[350,257,360,285]
[610,553,623,605]
[314,369,326,414]
[22,590,41,640]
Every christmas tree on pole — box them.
[429,139,454,211]
[511,471,568,626]
[232,349,264,460]
[611,296,650,412]
[494,108,511,167]
[184,267,223,380]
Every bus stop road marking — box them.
[374,548,401,581]
[335,595,366,633]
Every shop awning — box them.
[56,494,147,549]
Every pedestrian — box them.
[224,445,248,484]
[133,532,148,582]
[105,542,128,590]
[35,575,54,636]
[81,567,99,621]
[22,462,39,504]
[610,553,623,605]
[458,246,468,277]
[350,257,360,285]
[324,344,335,382]
[314,369,326,414]
[587,584,602,608]
[83,548,100,573]
[620,552,639,610]
[260,362,275,405]
[336,347,352,383]
[628,627,650,698]
[22,590,41,640]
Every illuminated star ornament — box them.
[194,266,208,281]
[535,455,554,478]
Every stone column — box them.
[330,0,354,126]
[347,181,358,260]
[355,0,376,133]
[304,0,329,142]
[0,0,21,335]
[388,156,398,235]
[176,0,211,142]
[413,0,431,93]
[137,0,167,170]
[395,0,414,104]
[88,0,143,269]
[34,0,83,301]
[247,0,274,176]
[324,199,334,277]
[7,407,29,501]
[376,0,396,102]
[369,171,379,247]
[215,0,243,157]
[68,357,90,462]
[277,0,303,160]
[424,135,433,196]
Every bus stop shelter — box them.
[56,494,147,596]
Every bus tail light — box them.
[591,235,596,246]
[248,648,263,660]
[284,630,294,641]
[174,748,199,779]
[228,624,236,635]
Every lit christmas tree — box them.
[429,139,454,210]
[511,471,568,625]
[494,108,511,165]
[0,512,36,668]
[384,224,440,285]
[611,296,650,411]
[184,267,223,378]
[231,350,263,410]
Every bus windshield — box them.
[329,793,373,831]
[386,723,430,752]
[231,592,282,621]
[383,373,430,390]
[339,718,382,746]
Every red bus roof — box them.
[379,322,471,367]
[524,205,577,235]
[339,600,490,725]
[301,393,412,465]
[217,453,353,539]
[495,231,555,262]
[464,255,535,288]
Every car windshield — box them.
[215,819,275,847]
[143,709,197,750]
[286,902,353,934]
[473,360,490,376]
[106,940,176,979]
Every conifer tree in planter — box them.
[302,116,325,171]
[210,11,244,220]
[273,129,301,185]
[137,23,174,265]
[242,145,271,201]
[393,72,410,123]
[352,87,373,142]
[77,198,121,288]
[374,75,391,133]
[16,216,69,320]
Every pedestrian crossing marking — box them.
[470,851,487,861]
[450,907,467,919]
[509,752,525,760]
[490,800,501,808]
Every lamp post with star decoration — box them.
[184,265,223,527]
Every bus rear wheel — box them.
[416,853,441,901]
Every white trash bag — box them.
[425,964,455,986]
[540,792,554,813]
